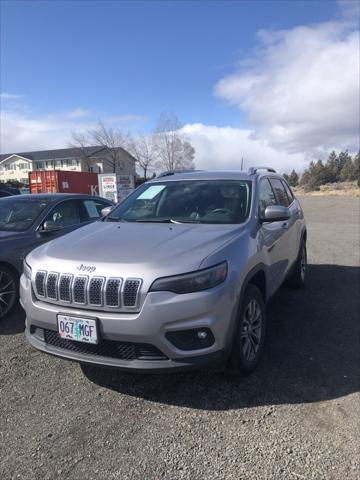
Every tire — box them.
[230,284,266,375]
[286,240,307,289]
[0,266,18,320]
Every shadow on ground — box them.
[82,264,360,409]
[0,303,25,335]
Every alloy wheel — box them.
[300,245,307,282]
[0,270,16,318]
[241,298,263,362]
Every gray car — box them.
[21,168,307,374]
[0,193,113,319]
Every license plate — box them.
[57,315,98,344]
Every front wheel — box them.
[0,266,18,320]
[230,285,266,375]
[287,240,307,289]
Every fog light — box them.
[30,325,45,342]
[165,328,215,351]
[197,330,208,339]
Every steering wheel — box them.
[208,208,233,216]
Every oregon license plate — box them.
[57,315,98,344]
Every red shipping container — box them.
[29,170,99,195]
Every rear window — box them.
[281,180,294,203]
[269,178,290,207]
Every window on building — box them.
[36,162,44,169]
[18,163,29,170]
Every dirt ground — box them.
[1,196,359,480]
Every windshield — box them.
[106,180,252,224]
[0,198,49,232]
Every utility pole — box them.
[241,157,244,171]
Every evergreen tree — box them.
[299,169,311,186]
[340,157,355,181]
[324,151,338,183]
[288,169,299,187]
[303,160,328,190]
[337,151,352,177]
[353,152,360,183]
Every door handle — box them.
[282,222,288,228]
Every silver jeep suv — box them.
[21,168,307,374]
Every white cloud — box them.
[67,108,91,118]
[214,12,360,156]
[0,109,146,154]
[183,123,305,173]
[105,114,147,123]
[0,92,24,100]
[0,110,95,153]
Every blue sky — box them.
[1,0,337,128]
[0,0,358,171]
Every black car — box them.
[0,193,114,319]
[0,185,21,197]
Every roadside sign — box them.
[98,173,134,203]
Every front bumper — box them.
[21,274,236,371]
[25,327,228,372]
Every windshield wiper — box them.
[105,217,130,223]
[135,218,200,224]
[135,218,173,223]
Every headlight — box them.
[23,259,32,280]
[149,261,228,294]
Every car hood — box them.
[0,230,25,241]
[27,221,240,278]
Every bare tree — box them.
[70,132,105,171]
[89,121,130,173]
[128,133,157,180]
[153,112,195,172]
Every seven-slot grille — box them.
[34,271,141,309]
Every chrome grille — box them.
[123,279,141,307]
[33,271,141,311]
[46,273,58,300]
[73,276,88,304]
[88,277,105,306]
[105,278,122,307]
[59,274,73,302]
[35,271,46,297]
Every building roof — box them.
[0,146,136,162]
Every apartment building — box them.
[0,146,136,185]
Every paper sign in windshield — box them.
[138,185,165,200]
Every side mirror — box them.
[261,205,291,223]
[101,206,114,217]
[42,220,62,232]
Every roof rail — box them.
[157,169,203,178]
[248,166,276,175]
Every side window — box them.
[81,199,111,221]
[281,180,294,203]
[269,178,290,207]
[44,200,80,227]
[258,178,277,217]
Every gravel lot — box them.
[1,196,359,480]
